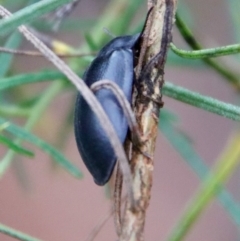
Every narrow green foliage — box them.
[84,33,99,51]
[175,13,240,89]
[0,105,30,117]
[0,117,82,178]
[228,0,240,42]
[160,110,240,226]
[0,70,69,90]
[0,81,82,179]
[0,134,34,157]
[163,82,240,121]
[0,223,42,241]
[0,32,22,77]
[115,0,145,34]
[167,134,240,241]
[0,0,73,35]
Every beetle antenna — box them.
[84,207,114,241]
[103,27,116,38]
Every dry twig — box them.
[0,47,95,57]
[120,1,177,240]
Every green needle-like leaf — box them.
[0,222,42,241]
[0,0,73,35]
[0,134,34,157]
[160,110,240,226]
[0,32,22,77]
[175,13,240,89]
[0,118,83,178]
[0,70,67,90]
[163,82,240,121]
[167,133,240,241]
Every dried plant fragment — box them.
[120,1,177,241]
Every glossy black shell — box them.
[74,34,140,185]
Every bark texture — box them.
[120,1,177,241]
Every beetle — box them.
[74,34,141,186]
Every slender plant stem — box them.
[175,13,240,90]
[0,223,42,241]
[167,133,240,241]
[0,81,65,177]
[163,82,240,121]
[170,42,240,58]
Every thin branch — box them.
[120,1,177,240]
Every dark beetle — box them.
[74,34,140,185]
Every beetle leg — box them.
[132,143,153,160]
[90,79,142,146]
[124,131,153,162]
[114,137,133,236]
[141,93,164,108]
[114,162,123,237]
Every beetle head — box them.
[98,34,140,56]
